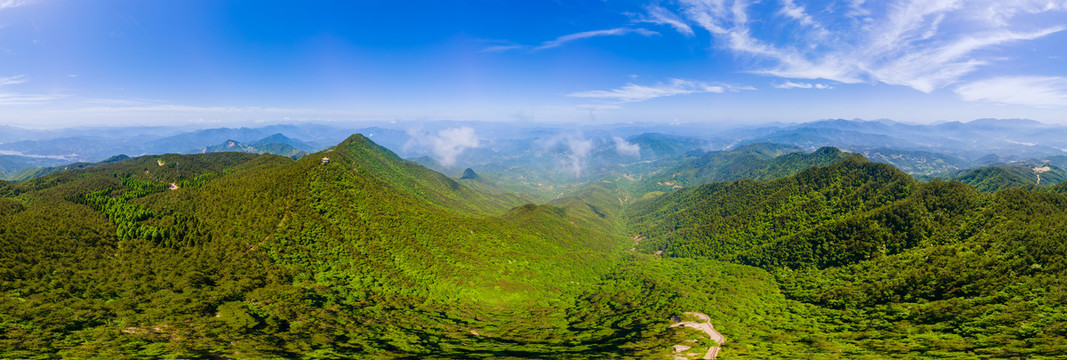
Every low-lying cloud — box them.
[405,126,480,167]
[540,133,595,177]
[613,136,641,157]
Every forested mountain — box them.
[857,148,969,174]
[3,118,1067,186]
[0,155,69,180]
[0,134,703,358]
[923,164,1067,192]
[4,134,1067,359]
[637,144,850,194]
[628,155,1067,357]
[623,133,707,160]
[201,139,308,159]
[1,155,131,182]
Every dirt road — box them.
[669,312,725,359]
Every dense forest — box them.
[2,134,1067,359]
[628,155,1067,358]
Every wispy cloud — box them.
[637,5,695,37]
[536,27,659,50]
[956,76,1067,107]
[0,75,27,86]
[645,0,1067,94]
[0,75,64,104]
[479,44,524,53]
[773,80,832,89]
[568,78,730,103]
[0,0,34,10]
[0,93,64,105]
[484,27,659,52]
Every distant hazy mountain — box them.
[0,154,70,180]
[3,154,131,182]
[755,118,1067,161]
[624,133,708,160]
[858,148,969,175]
[200,136,308,159]
[249,133,314,150]
[637,143,850,194]
[2,118,1066,185]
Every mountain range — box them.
[3,131,1067,358]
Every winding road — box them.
[669,312,725,359]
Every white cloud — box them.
[638,5,695,37]
[779,0,820,30]
[651,0,1067,93]
[562,136,594,177]
[479,44,523,53]
[482,27,660,52]
[405,126,480,167]
[773,80,833,89]
[613,136,641,157]
[0,75,26,86]
[568,78,727,102]
[956,76,1067,107]
[0,75,65,104]
[538,133,595,177]
[0,93,64,105]
[536,27,659,50]
[0,0,33,10]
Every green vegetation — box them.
[202,139,308,159]
[629,154,1067,357]
[920,164,1067,192]
[637,144,850,195]
[858,148,968,175]
[3,134,1067,359]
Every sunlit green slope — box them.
[5,133,1067,359]
[0,134,687,359]
[628,154,1067,358]
[637,144,851,195]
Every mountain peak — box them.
[460,168,480,180]
[250,133,313,151]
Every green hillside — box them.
[0,134,697,358]
[3,155,131,183]
[202,139,308,159]
[628,155,1067,357]
[637,144,850,194]
[925,164,1067,192]
[0,155,70,180]
[4,134,1067,359]
[858,148,968,175]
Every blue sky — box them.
[0,0,1065,128]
